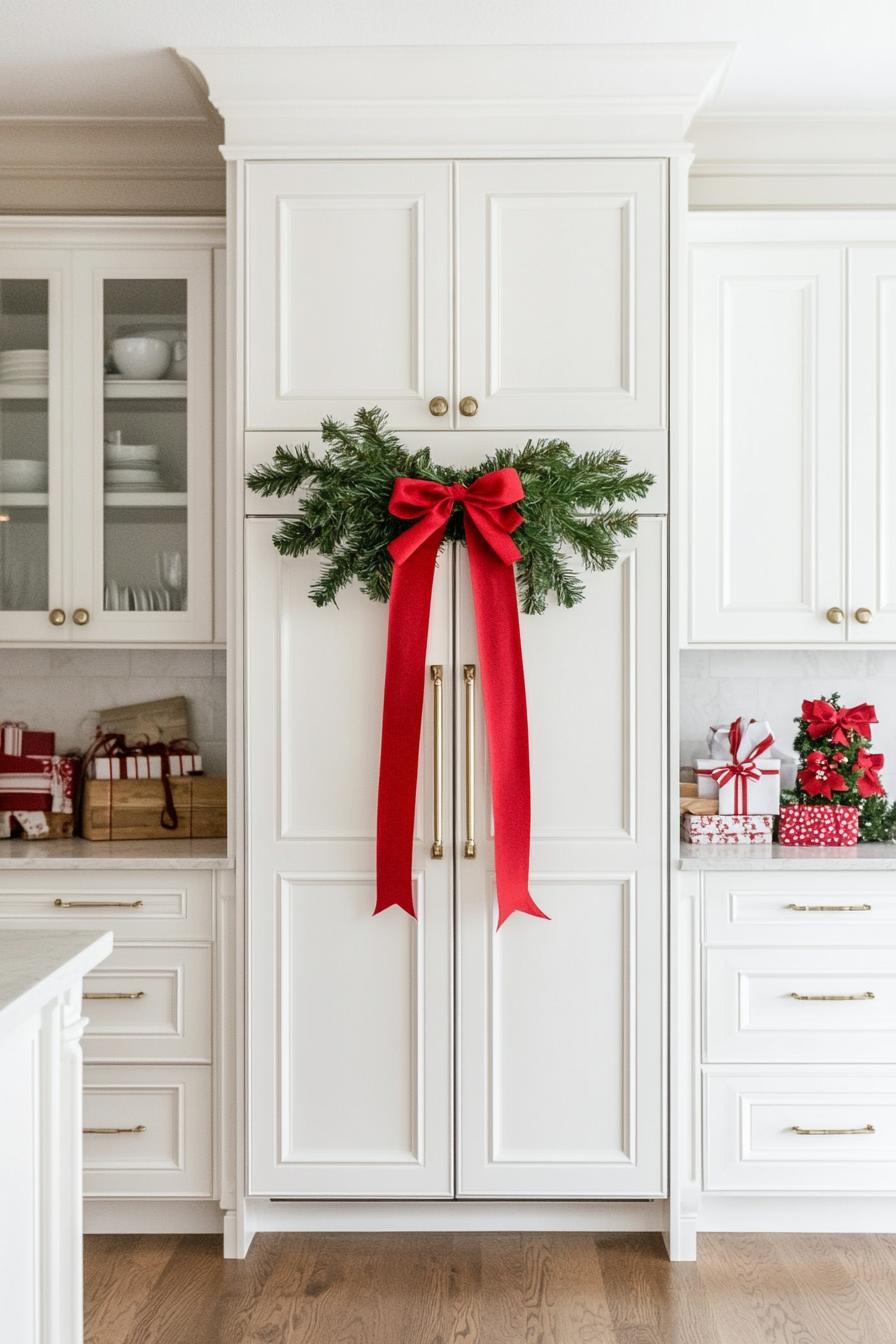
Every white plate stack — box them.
[0,348,49,384]
[104,442,163,493]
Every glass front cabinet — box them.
[0,223,223,643]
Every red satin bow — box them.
[802,698,877,746]
[376,468,547,928]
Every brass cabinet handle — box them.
[786,903,871,913]
[464,664,476,858]
[83,1125,146,1135]
[791,1125,875,1136]
[54,898,144,909]
[826,606,845,625]
[84,991,145,1001]
[48,608,66,626]
[431,665,444,858]
[72,607,90,626]
[428,396,449,417]
[789,990,875,1001]
[855,607,873,624]
[459,396,479,418]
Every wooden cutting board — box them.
[96,696,190,746]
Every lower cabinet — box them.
[246,518,666,1200]
[0,866,221,1204]
[697,868,896,1198]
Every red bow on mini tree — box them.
[798,750,849,800]
[856,748,886,798]
[801,698,877,746]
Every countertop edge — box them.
[679,841,896,871]
[0,930,113,1036]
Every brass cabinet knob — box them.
[459,395,479,418]
[855,607,873,624]
[72,607,90,626]
[48,608,66,626]
[428,395,449,417]
[826,607,845,625]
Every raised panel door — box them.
[246,161,452,431]
[455,519,665,1197]
[246,520,453,1197]
[456,159,666,430]
[848,246,896,642]
[689,244,844,643]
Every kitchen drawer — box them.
[703,871,896,947]
[0,869,213,941]
[82,945,212,1063]
[704,946,896,1063]
[83,1065,212,1198]
[704,1070,896,1192]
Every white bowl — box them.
[0,459,48,491]
[104,443,160,464]
[110,337,171,381]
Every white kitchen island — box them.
[0,929,112,1344]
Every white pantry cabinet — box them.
[687,214,896,646]
[244,158,667,433]
[246,519,665,1200]
[0,219,223,645]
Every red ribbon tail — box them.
[375,528,444,918]
[465,521,546,930]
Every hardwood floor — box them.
[84,1231,896,1344]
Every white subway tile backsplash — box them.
[681,649,896,794]
[0,649,227,775]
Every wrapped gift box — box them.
[91,753,202,781]
[0,753,77,816]
[778,804,859,847]
[682,813,774,844]
[0,721,55,757]
[695,757,781,816]
[82,776,226,841]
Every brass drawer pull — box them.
[786,903,871,913]
[791,1125,875,1137]
[464,664,476,858]
[430,665,444,859]
[54,898,143,909]
[84,991,146,1001]
[83,1125,146,1135]
[789,991,875,1001]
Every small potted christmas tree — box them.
[779,694,896,845]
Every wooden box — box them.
[82,776,227,842]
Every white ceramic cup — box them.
[110,336,171,380]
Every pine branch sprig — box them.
[248,407,654,612]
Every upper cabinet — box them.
[245,158,667,433]
[687,216,896,646]
[0,222,223,645]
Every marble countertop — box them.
[0,929,113,1035]
[0,837,233,869]
[680,842,896,870]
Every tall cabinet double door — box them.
[246,517,665,1200]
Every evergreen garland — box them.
[246,407,654,614]
[781,691,896,843]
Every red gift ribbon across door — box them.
[375,469,548,929]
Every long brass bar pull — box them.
[790,991,875,1001]
[786,903,871,913]
[83,1125,146,1135]
[84,991,146,1001]
[464,664,476,858]
[431,665,444,858]
[791,1125,875,1136]
[54,899,143,910]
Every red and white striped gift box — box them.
[90,753,202,781]
[0,754,53,811]
[0,721,55,757]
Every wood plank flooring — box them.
[84,1231,896,1344]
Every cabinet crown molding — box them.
[179,43,734,153]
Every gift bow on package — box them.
[696,716,780,816]
[802,699,877,746]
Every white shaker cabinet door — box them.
[455,519,666,1198]
[455,159,666,431]
[245,521,453,1197]
[848,246,896,643]
[245,161,452,431]
[688,244,845,644]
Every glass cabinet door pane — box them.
[103,278,188,616]
[0,277,51,618]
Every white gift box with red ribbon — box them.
[695,716,782,816]
[90,753,202,781]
